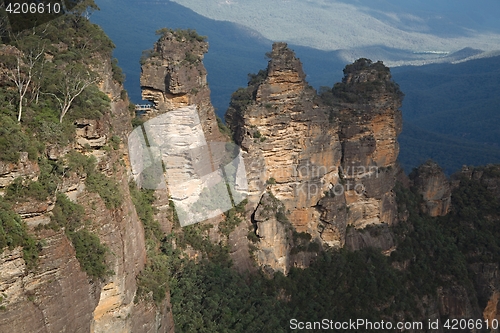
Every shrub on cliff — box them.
[51,193,85,231]
[0,197,40,269]
[86,172,123,209]
[229,87,253,114]
[129,182,162,241]
[111,58,125,84]
[247,69,267,86]
[343,58,389,75]
[228,69,271,111]
[330,58,404,103]
[51,193,111,279]
[129,182,168,304]
[155,28,207,43]
[69,230,110,279]
[4,159,62,203]
[0,113,40,162]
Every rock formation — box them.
[226,43,403,273]
[138,30,238,232]
[140,29,224,143]
[0,153,39,193]
[0,52,174,333]
[2,24,500,332]
[410,160,452,217]
[335,58,403,228]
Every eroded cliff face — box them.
[89,57,175,333]
[0,55,174,333]
[140,30,223,143]
[0,153,39,193]
[335,58,403,229]
[410,160,451,217]
[0,235,98,333]
[226,44,403,273]
[138,31,235,249]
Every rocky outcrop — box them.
[0,152,39,192]
[90,54,174,333]
[139,29,233,231]
[335,58,403,228]
[344,224,395,252]
[226,44,403,272]
[226,43,343,250]
[252,192,292,274]
[0,234,98,333]
[483,291,500,329]
[410,160,451,217]
[140,29,224,143]
[75,119,108,149]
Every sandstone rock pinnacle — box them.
[226,43,404,273]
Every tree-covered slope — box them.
[150,167,500,332]
[393,57,500,174]
[0,1,122,279]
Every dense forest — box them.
[131,165,500,332]
[392,59,500,174]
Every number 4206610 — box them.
[443,318,499,330]
[6,2,62,14]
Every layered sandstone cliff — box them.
[0,53,174,333]
[226,44,403,273]
[335,58,403,229]
[410,160,451,217]
[140,29,224,143]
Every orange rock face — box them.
[227,44,342,247]
[411,160,451,217]
[140,30,224,143]
[227,45,404,272]
[483,291,500,324]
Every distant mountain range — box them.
[92,0,500,174]
[170,0,500,65]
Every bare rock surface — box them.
[140,30,224,143]
[226,44,404,273]
[411,160,451,217]
[0,152,39,190]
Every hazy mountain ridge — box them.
[170,0,500,65]
[393,56,500,142]
[399,122,500,175]
[339,0,500,36]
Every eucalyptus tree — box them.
[45,62,98,123]
[3,34,46,122]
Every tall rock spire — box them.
[226,44,404,273]
[140,29,224,143]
